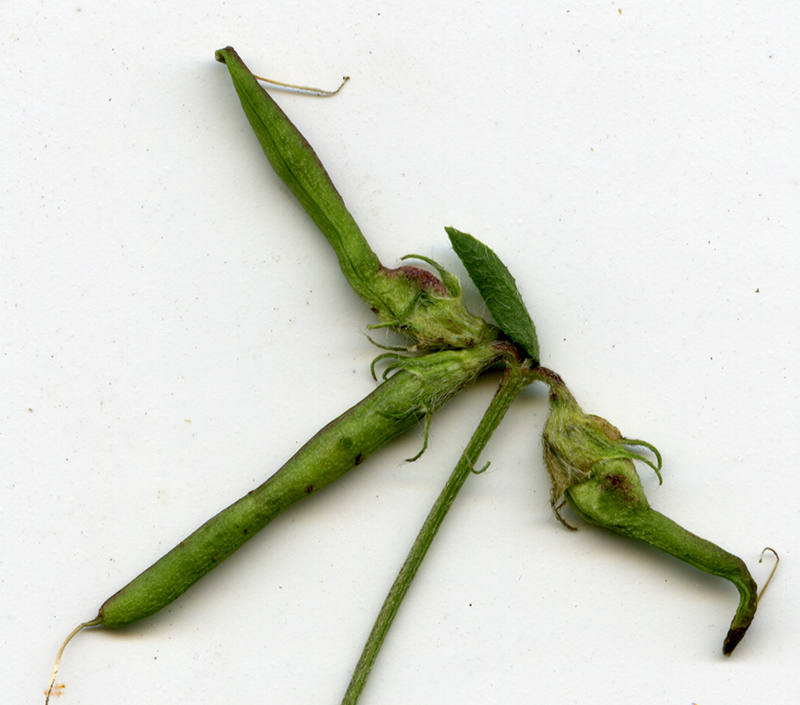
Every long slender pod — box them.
[46,344,500,700]
[98,346,497,627]
[215,47,496,351]
[214,46,381,304]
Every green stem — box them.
[341,359,535,705]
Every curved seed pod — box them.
[541,376,758,655]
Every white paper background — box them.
[3,2,798,703]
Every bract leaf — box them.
[446,227,539,363]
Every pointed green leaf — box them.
[446,227,539,364]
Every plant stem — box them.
[341,359,536,704]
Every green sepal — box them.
[401,254,462,297]
[446,227,539,364]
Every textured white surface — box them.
[3,2,798,703]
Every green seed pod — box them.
[97,343,500,628]
[215,46,497,351]
[540,375,758,655]
[45,344,503,703]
